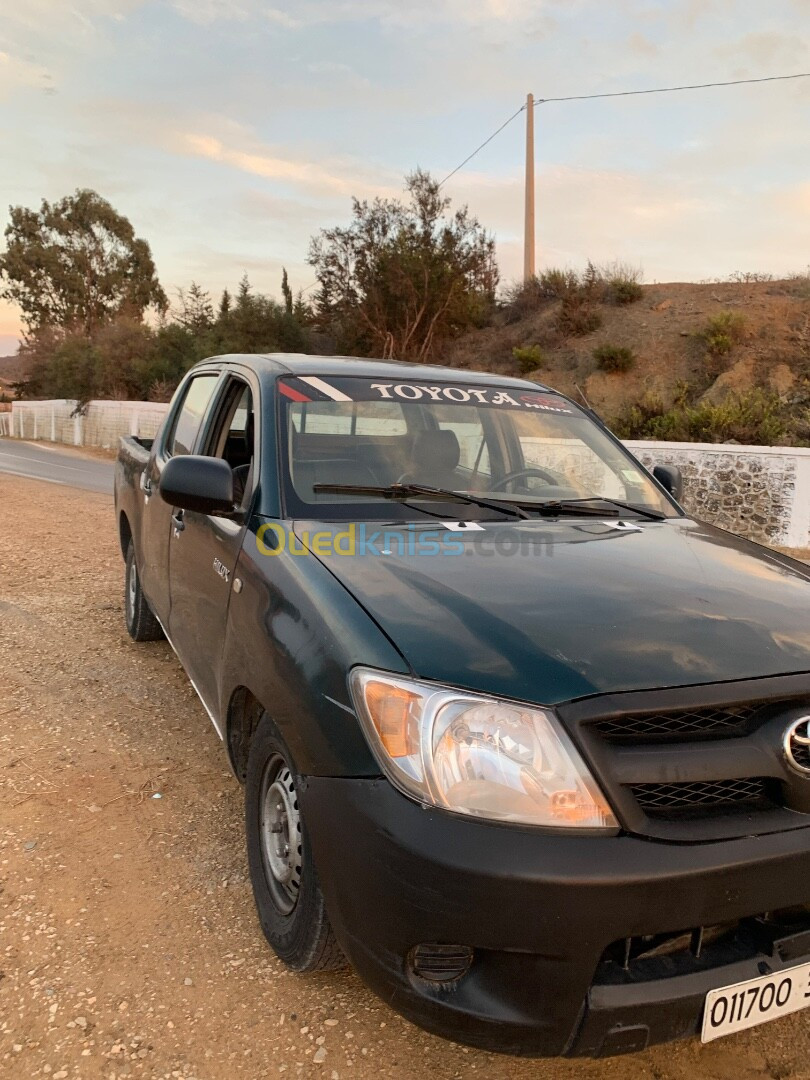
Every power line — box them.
[534,70,810,105]
[438,103,527,188]
[438,71,810,188]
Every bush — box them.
[500,276,547,321]
[593,343,636,373]
[728,271,773,284]
[699,311,746,357]
[608,277,644,305]
[611,388,787,445]
[785,268,810,300]
[512,344,546,374]
[539,268,580,298]
[502,260,642,328]
[556,293,602,337]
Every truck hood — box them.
[296,517,810,704]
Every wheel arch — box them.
[226,685,266,783]
[119,510,133,560]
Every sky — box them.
[1,0,809,354]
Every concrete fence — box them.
[8,399,170,448]
[4,399,810,549]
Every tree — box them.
[309,169,497,362]
[220,273,305,354]
[281,268,293,315]
[176,281,214,333]
[0,188,167,335]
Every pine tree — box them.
[177,281,214,332]
[281,268,293,316]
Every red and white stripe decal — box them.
[278,382,312,402]
[298,376,352,401]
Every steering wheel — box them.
[491,466,560,491]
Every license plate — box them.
[701,962,810,1043]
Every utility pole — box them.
[524,92,535,281]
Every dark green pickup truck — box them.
[114,353,810,1058]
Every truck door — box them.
[167,375,257,726]
[139,371,221,626]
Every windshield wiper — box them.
[311,482,530,520]
[534,497,666,522]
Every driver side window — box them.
[166,374,219,457]
[204,380,256,510]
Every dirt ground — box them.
[2,475,810,1080]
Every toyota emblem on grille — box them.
[784,716,810,776]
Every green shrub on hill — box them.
[611,388,788,445]
[593,343,636,373]
[512,344,546,374]
[699,311,746,357]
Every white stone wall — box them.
[627,440,810,549]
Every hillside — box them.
[0,352,27,399]
[442,276,810,445]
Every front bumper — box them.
[300,776,810,1057]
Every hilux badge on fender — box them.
[784,717,810,776]
[213,558,230,583]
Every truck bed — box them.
[119,435,153,462]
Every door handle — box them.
[172,510,185,535]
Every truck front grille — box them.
[594,704,760,744]
[557,676,810,840]
[631,778,772,817]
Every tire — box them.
[124,539,164,642]
[245,713,344,972]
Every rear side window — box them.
[167,374,219,456]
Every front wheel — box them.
[124,540,163,642]
[245,713,344,972]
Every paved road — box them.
[0,438,114,494]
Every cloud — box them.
[626,32,658,57]
[174,129,398,199]
[715,30,810,70]
[0,51,54,101]
[170,0,309,26]
[169,0,554,29]
[3,0,140,35]
[0,0,141,97]
[779,182,810,216]
[306,60,371,90]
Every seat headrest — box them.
[412,429,461,472]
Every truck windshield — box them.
[278,375,678,520]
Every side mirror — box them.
[652,464,683,502]
[159,455,235,515]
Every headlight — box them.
[350,669,617,830]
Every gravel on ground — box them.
[2,474,809,1079]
